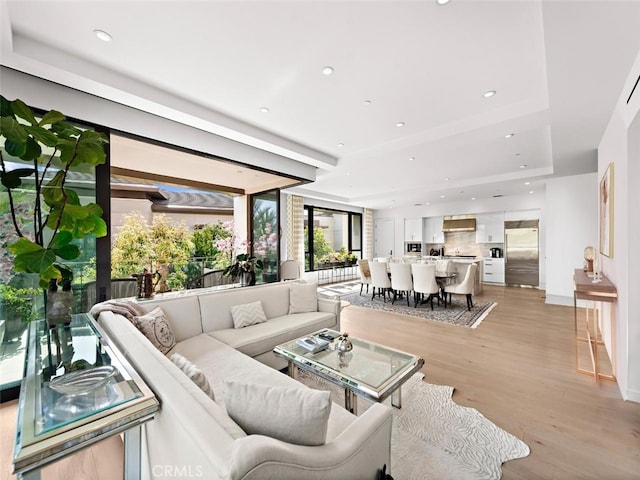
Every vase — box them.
[46,290,73,328]
[240,271,252,286]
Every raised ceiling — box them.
[1,0,639,209]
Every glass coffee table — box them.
[13,313,159,480]
[274,329,424,414]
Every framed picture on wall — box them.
[599,162,614,257]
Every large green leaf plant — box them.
[0,96,108,288]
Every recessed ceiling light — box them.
[363,100,372,106]
[409,157,415,161]
[346,172,351,176]
[94,29,112,42]
[426,202,431,206]
[505,133,514,139]
[396,121,405,127]
[471,197,476,200]
[520,164,527,169]
[322,66,334,75]
[524,181,531,185]
[436,0,451,5]
[444,178,450,181]
[440,195,445,198]
[337,143,345,147]
[483,90,496,98]
[260,106,270,113]
[529,190,535,194]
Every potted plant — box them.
[223,254,263,286]
[0,96,108,323]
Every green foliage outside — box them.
[192,222,230,267]
[111,213,194,289]
[0,284,40,323]
[304,226,355,270]
[111,214,235,291]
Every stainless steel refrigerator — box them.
[505,220,539,286]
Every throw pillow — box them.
[170,353,215,401]
[230,301,267,329]
[222,381,331,446]
[133,306,176,354]
[288,282,318,314]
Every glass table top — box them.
[275,329,423,400]
[14,313,158,474]
[32,315,144,435]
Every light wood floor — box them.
[2,285,639,479]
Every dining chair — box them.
[280,259,300,281]
[357,259,372,295]
[411,263,440,310]
[369,260,392,302]
[444,263,478,310]
[389,262,413,307]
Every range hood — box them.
[442,217,476,232]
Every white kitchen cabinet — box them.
[404,218,423,242]
[476,212,505,243]
[483,257,505,284]
[423,216,444,243]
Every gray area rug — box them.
[298,370,530,480]
[339,290,497,328]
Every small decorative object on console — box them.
[49,365,119,395]
[584,246,595,272]
[336,332,353,352]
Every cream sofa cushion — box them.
[208,311,335,358]
[288,282,318,314]
[199,283,291,331]
[170,353,215,401]
[222,380,331,446]
[139,295,202,343]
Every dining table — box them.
[382,262,459,307]
[435,271,458,305]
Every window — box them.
[303,206,362,271]
[251,190,279,283]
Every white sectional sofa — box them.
[96,281,393,480]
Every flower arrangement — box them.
[218,220,263,285]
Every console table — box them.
[13,313,159,480]
[573,269,618,383]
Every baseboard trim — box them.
[545,295,573,306]
[625,388,640,403]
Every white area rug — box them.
[298,371,530,480]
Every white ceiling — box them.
[1,0,639,210]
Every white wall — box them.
[597,47,640,402]
[626,110,640,402]
[544,173,598,305]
